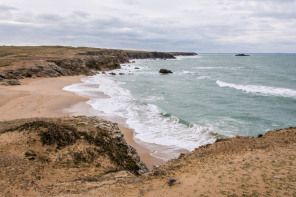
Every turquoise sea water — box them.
[64,54,296,154]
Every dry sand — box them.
[0,76,164,169]
[0,76,88,121]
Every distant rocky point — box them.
[235,54,250,56]
[0,46,197,85]
[169,52,198,56]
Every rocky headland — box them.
[0,46,183,86]
[169,52,198,56]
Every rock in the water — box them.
[110,72,116,75]
[235,54,250,56]
[159,69,173,74]
[134,67,140,69]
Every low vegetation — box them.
[1,117,145,174]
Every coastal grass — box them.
[0,45,163,68]
[1,118,140,174]
[0,46,94,67]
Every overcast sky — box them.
[1,0,296,53]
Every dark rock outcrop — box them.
[125,51,175,60]
[159,69,173,74]
[0,56,121,85]
[1,79,21,86]
[235,54,250,56]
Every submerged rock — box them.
[159,69,173,74]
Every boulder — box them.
[159,69,173,74]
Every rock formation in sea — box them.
[159,69,173,74]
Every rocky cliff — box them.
[0,46,197,85]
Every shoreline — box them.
[0,75,165,170]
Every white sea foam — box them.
[216,80,296,98]
[197,76,211,80]
[144,95,165,102]
[194,66,243,70]
[64,74,216,154]
[181,70,195,74]
[175,55,200,60]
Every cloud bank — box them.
[0,0,295,52]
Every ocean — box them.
[64,54,296,159]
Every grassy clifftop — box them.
[0,46,178,68]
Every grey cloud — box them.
[38,14,64,22]
[121,0,139,5]
[0,0,296,52]
[0,5,18,12]
[72,11,89,18]
[0,4,18,20]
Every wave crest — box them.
[216,80,296,98]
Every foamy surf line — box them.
[63,73,216,158]
[216,80,296,98]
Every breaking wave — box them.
[216,80,296,98]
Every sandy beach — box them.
[0,76,164,169]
